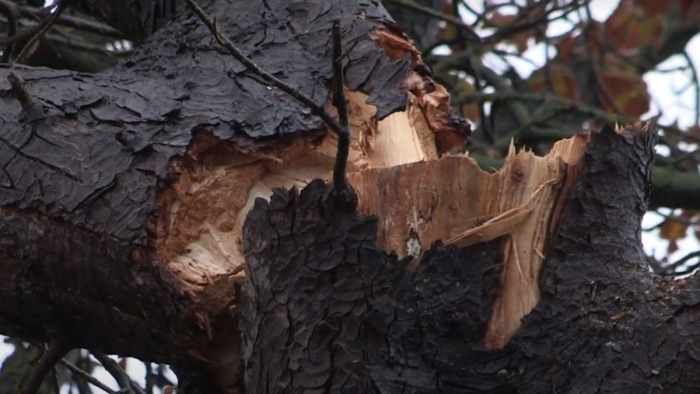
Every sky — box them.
[459,0,700,266]
[2,0,700,392]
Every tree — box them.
[0,0,699,393]
[383,0,700,273]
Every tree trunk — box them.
[0,1,697,393]
[239,124,700,393]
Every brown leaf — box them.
[605,0,664,50]
[660,218,689,242]
[639,0,672,16]
[597,72,650,117]
[529,64,579,101]
[488,11,517,27]
[668,240,679,254]
[462,104,480,123]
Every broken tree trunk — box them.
[0,1,699,393]
[239,124,700,393]
[0,0,466,391]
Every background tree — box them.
[0,0,699,392]
[384,0,700,274]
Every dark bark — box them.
[1,0,699,392]
[239,125,700,393]
[0,0,413,388]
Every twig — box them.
[184,0,344,136]
[7,71,45,121]
[51,367,60,393]
[0,0,18,62]
[16,4,123,39]
[0,4,55,46]
[330,21,356,209]
[643,211,700,231]
[93,352,145,394]
[453,90,700,146]
[60,358,118,394]
[659,250,700,276]
[43,32,129,56]
[15,0,66,63]
[184,0,356,208]
[144,362,154,394]
[481,0,585,45]
[682,50,700,127]
[385,0,481,42]
[21,340,71,394]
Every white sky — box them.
[459,0,700,265]
[2,0,700,392]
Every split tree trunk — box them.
[241,124,700,393]
[0,1,699,393]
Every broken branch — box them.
[21,340,71,394]
[0,0,18,62]
[59,358,118,394]
[15,0,66,63]
[93,351,145,394]
[330,20,355,209]
[185,0,356,207]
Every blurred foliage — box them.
[386,0,700,275]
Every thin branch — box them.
[385,0,481,42]
[42,32,129,56]
[0,4,54,45]
[144,362,154,394]
[454,90,700,145]
[21,340,72,394]
[16,5,123,39]
[93,352,145,394]
[682,50,700,127]
[60,359,117,394]
[15,0,66,63]
[660,250,700,276]
[185,0,356,207]
[643,211,700,231]
[7,71,45,122]
[482,0,586,44]
[183,0,345,137]
[0,0,18,62]
[51,366,60,393]
[330,20,355,208]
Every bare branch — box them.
[384,0,481,43]
[183,0,345,138]
[93,352,145,394]
[0,0,18,62]
[60,358,117,394]
[15,0,67,63]
[185,0,356,207]
[21,340,71,394]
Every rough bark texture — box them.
[0,0,417,389]
[239,125,700,393]
[2,1,699,393]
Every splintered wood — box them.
[154,24,588,348]
[153,26,468,329]
[350,134,588,349]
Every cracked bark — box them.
[239,126,700,393]
[0,1,698,393]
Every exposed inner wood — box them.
[350,133,589,348]
[153,25,589,349]
[152,26,464,329]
